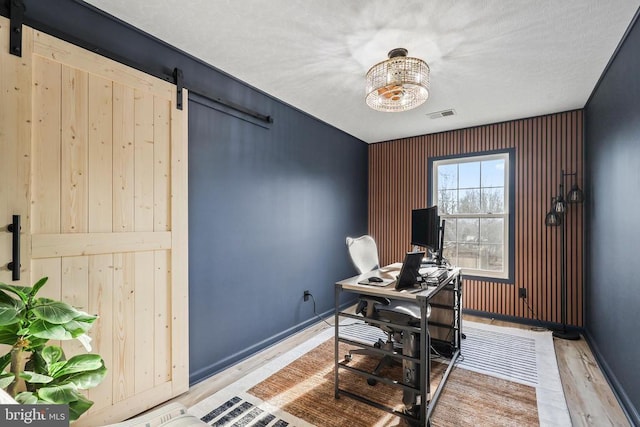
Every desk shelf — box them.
[334,267,462,427]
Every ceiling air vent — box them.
[427,109,456,119]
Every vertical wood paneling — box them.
[113,83,135,232]
[0,23,32,286]
[134,90,155,232]
[169,93,189,395]
[88,253,114,411]
[113,252,135,402]
[134,251,155,393]
[88,75,113,232]
[61,66,88,233]
[61,256,89,358]
[32,56,62,234]
[154,250,171,385]
[154,98,171,232]
[369,110,584,326]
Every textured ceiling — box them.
[84,0,639,143]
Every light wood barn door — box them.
[3,18,189,425]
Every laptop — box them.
[395,251,426,290]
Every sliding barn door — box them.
[1,17,189,426]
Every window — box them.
[432,151,513,280]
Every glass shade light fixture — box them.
[567,183,585,203]
[554,195,566,214]
[365,48,430,112]
[545,197,562,226]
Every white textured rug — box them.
[456,322,571,426]
[188,321,571,426]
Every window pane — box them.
[458,189,481,213]
[458,161,480,189]
[438,189,457,215]
[481,188,505,213]
[458,218,479,243]
[443,218,456,242]
[442,241,457,264]
[480,244,503,271]
[481,159,505,187]
[480,218,504,244]
[458,243,479,269]
[438,164,458,191]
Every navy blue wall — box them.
[585,10,640,426]
[13,1,367,384]
[188,95,366,381]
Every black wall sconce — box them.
[544,170,584,340]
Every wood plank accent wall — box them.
[369,110,584,326]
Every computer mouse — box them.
[368,276,383,283]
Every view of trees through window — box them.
[434,153,509,278]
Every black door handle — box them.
[6,214,20,281]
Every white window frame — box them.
[433,152,510,280]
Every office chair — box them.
[345,236,426,399]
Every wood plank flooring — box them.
[164,314,629,426]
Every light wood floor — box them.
[165,314,630,426]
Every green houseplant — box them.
[0,277,106,421]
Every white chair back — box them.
[346,235,380,274]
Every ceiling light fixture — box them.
[365,48,430,112]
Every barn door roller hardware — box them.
[173,68,184,110]
[8,0,25,57]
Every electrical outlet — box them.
[303,290,311,302]
[518,287,527,299]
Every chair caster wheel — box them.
[344,354,352,362]
[367,378,377,386]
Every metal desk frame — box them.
[334,266,462,427]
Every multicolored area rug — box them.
[188,321,571,426]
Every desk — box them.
[334,264,462,427]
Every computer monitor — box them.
[411,206,445,265]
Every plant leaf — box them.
[20,370,54,384]
[0,371,15,389]
[36,382,79,404]
[31,300,79,324]
[15,391,39,404]
[76,334,92,352]
[41,346,64,367]
[47,361,67,378]
[0,301,21,326]
[60,365,107,390]
[0,289,25,309]
[29,277,48,298]
[51,354,103,378]
[29,319,73,340]
[0,323,20,346]
[68,393,94,421]
[63,319,94,338]
[72,311,98,324]
[0,283,30,303]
